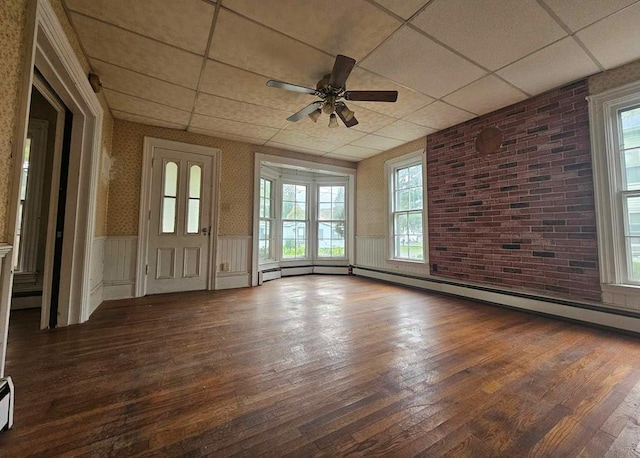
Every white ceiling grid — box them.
[63,0,640,162]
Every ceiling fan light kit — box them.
[266,54,399,129]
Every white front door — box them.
[147,147,213,295]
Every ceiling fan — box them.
[266,54,398,129]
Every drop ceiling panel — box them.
[112,110,187,130]
[577,3,640,69]
[270,130,345,153]
[543,0,636,32]
[411,0,566,71]
[360,27,486,98]
[265,141,327,157]
[497,38,600,95]
[199,60,313,114]
[331,144,386,159]
[194,93,291,129]
[190,114,280,140]
[188,127,266,146]
[373,0,430,20]
[403,101,475,130]
[65,0,214,55]
[70,13,202,88]
[104,89,191,125]
[350,134,405,151]
[222,0,401,61]
[286,119,367,144]
[209,9,335,88]
[443,75,528,116]
[373,120,435,141]
[346,68,434,118]
[90,60,197,111]
[349,107,397,134]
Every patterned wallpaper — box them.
[0,0,113,240]
[0,0,28,241]
[589,58,640,95]
[107,119,355,237]
[355,137,426,237]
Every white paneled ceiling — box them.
[64,0,640,162]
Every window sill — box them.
[601,283,640,311]
[387,258,428,265]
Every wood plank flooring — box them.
[1,275,640,456]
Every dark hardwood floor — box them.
[1,275,640,456]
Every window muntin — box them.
[620,106,640,282]
[259,178,275,262]
[392,163,424,261]
[162,161,178,234]
[186,164,201,234]
[282,183,308,259]
[317,185,346,258]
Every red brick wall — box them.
[427,79,600,302]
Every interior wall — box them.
[0,0,28,241]
[356,137,426,237]
[428,79,599,303]
[107,119,356,237]
[0,0,114,242]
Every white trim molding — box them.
[589,79,640,308]
[0,245,13,377]
[384,149,428,264]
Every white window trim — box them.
[589,79,640,306]
[281,179,311,262]
[315,178,349,261]
[385,150,428,264]
[258,167,278,265]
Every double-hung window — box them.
[258,177,275,262]
[282,183,308,259]
[386,151,427,262]
[590,80,640,305]
[620,106,640,282]
[317,185,346,258]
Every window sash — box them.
[387,155,425,263]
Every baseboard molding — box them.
[103,282,135,301]
[313,266,349,275]
[353,266,640,334]
[88,282,103,316]
[281,266,313,277]
[215,273,250,290]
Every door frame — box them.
[0,0,103,376]
[31,75,66,331]
[136,137,221,297]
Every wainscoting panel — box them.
[216,236,251,289]
[355,236,430,277]
[103,236,137,300]
[89,236,106,315]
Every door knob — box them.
[202,227,209,236]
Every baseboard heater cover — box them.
[352,266,640,334]
[0,377,14,432]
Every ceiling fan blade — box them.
[344,90,398,102]
[287,101,323,122]
[266,80,317,95]
[336,104,359,128]
[328,54,356,89]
